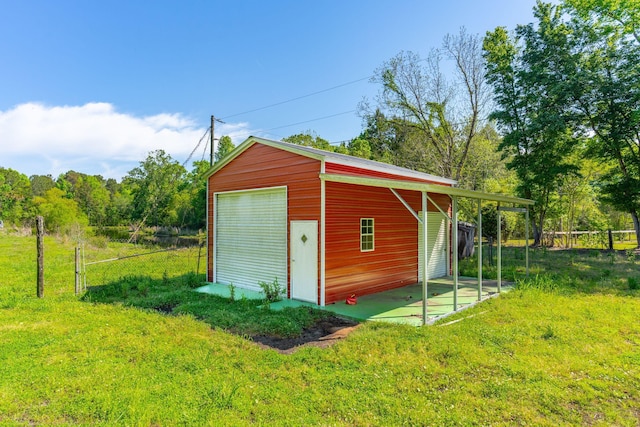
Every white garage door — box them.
[418,211,448,281]
[215,187,287,291]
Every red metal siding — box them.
[207,143,322,300]
[324,182,451,304]
[207,141,455,305]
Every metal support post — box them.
[477,199,482,301]
[421,192,429,325]
[497,203,502,293]
[452,196,458,310]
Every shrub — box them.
[259,277,283,303]
[183,272,203,289]
[228,283,236,302]
[626,249,636,262]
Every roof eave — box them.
[320,173,535,205]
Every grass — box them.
[1,231,640,425]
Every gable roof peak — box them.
[208,135,457,186]
[251,136,457,186]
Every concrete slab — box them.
[269,277,512,326]
[196,278,512,327]
[194,283,264,300]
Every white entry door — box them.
[290,221,318,303]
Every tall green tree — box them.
[29,175,55,197]
[565,0,640,42]
[176,160,209,229]
[34,187,88,233]
[0,168,33,226]
[556,152,608,246]
[356,109,409,166]
[457,124,511,192]
[123,150,186,227]
[483,4,579,245]
[74,175,111,226]
[561,0,640,247]
[215,135,235,163]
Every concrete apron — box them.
[269,277,513,327]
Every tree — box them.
[347,138,372,159]
[356,109,410,166]
[34,187,88,233]
[0,168,33,226]
[215,135,235,163]
[483,4,579,245]
[564,0,640,42]
[368,27,490,181]
[74,175,111,226]
[457,124,511,192]
[283,132,332,151]
[561,0,640,247]
[176,160,209,229]
[123,150,186,227]
[29,175,55,197]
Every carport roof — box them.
[209,135,534,206]
[320,173,534,205]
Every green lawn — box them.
[1,232,639,426]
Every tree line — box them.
[0,152,210,234]
[0,0,638,247]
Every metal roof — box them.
[320,173,535,205]
[208,136,457,185]
[208,136,533,205]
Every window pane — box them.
[360,218,374,251]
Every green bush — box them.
[258,277,283,302]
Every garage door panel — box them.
[215,188,287,291]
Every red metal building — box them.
[207,136,532,307]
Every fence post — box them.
[36,216,44,298]
[488,236,493,266]
[608,229,613,250]
[75,246,80,295]
[196,242,203,276]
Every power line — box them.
[182,75,373,165]
[220,76,371,120]
[261,110,357,132]
[219,109,358,142]
[200,132,209,162]
[182,127,210,168]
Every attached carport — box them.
[319,173,535,326]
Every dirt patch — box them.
[153,303,177,314]
[251,316,360,354]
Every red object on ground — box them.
[346,294,357,305]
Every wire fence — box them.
[541,229,637,249]
[79,239,206,291]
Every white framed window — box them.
[360,218,374,252]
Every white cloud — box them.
[0,102,254,180]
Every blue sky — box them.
[0,0,543,180]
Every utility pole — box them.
[210,115,215,166]
[210,115,225,166]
